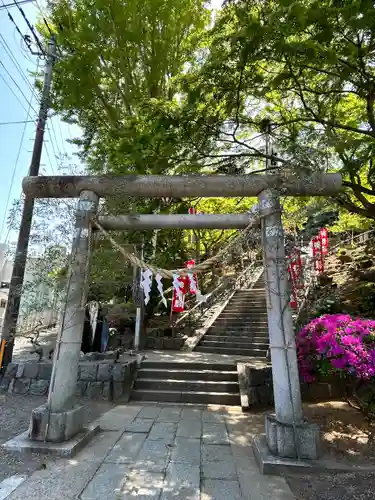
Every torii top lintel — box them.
[22,173,342,199]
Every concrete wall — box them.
[0,360,138,402]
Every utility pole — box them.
[0,35,56,370]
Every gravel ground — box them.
[287,472,375,500]
[0,393,114,482]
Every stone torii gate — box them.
[19,172,341,463]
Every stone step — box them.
[140,360,237,371]
[201,336,269,347]
[221,307,267,312]
[137,368,239,382]
[214,321,269,328]
[134,378,240,393]
[219,313,268,318]
[131,389,241,405]
[230,292,266,302]
[210,327,269,334]
[195,345,268,357]
[206,331,269,340]
[215,318,268,323]
[199,340,268,350]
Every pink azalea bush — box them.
[296,314,375,383]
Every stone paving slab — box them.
[7,403,296,500]
[118,470,164,499]
[94,406,142,431]
[80,464,130,500]
[75,430,122,463]
[124,418,154,433]
[157,407,182,423]
[104,432,147,464]
[201,478,244,500]
[202,422,229,445]
[176,419,202,438]
[0,476,27,500]
[170,437,201,464]
[149,422,177,443]
[137,406,162,419]
[7,459,99,500]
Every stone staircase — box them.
[131,360,240,405]
[194,274,269,357]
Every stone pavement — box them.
[6,404,295,500]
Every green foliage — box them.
[183,0,375,220]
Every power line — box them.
[12,0,45,55]
[0,34,41,103]
[0,59,39,114]
[0,67,38,241]
[0,0,34,9]
[0,71,31,113]
[0,119,35,125]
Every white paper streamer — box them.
[196,290,208,303]
[187,272,207,303]
[155,273,167,308]
[140,269,153,305]
[172,273,184,300]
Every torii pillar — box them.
[257,188,320,463]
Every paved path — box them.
[6,403,295,500]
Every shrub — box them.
[296,314,375,383]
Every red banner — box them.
[172,276,188,312]
[312,234,325,274]
[184,259,198,295]
[319,228,329,256]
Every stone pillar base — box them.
[265,413,320,460]
[29,405,85,443]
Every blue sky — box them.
[0,0,81,244]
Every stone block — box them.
[0,377,10,393]
[76,381,88,397]
[86,381,103,399]
[247,366,272,386]
[79,362,98,381]
[247,387,258,405]
[112,363,126,382]
[39,363,53,380]
[29,404,85,442]
[154,337,163,349]
[163,338,174,350]
[14,378,31,394]
[5,362,18,378]
[23,362,40,379]
[113,381,124,400]
[102,381,111,399]
[97,363,113,381]
[265,413,321,460]
[147,337,156,348]
[30,379,49,396]
[15,363,25,378]
[257,384,273,406]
